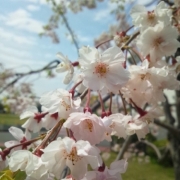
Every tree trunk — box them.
[169,137,180,180]
[168,90,180,180]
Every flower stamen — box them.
[154,37,164,47]
[94,63,109,77]
[84,119,93,132]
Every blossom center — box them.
[139,73,151,80]
[60,62,69,70]
[153,37,164,47]
[84,119,93,132]
[61,100,71,111]
[110,122,115,128]
[63,147,82,165]
[94,62,109,77]
[147,11,155,22]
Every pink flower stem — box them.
[119,91,127,115]
[130,47,143,62]
[127,49,137,65]
[66,128,70,137]
[125,25,134,33]
[84,89,92,113]
[71,61,79,67]
[98,91,107,118]
[69,80,83,98]
[130,99,147,117]
[33,120,65,156]
[96,38,112,49]
[107,92,113,115]
[0,135,46,160]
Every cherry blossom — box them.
[78,46,130,94]
[8,150,39,176]
[8,150,53,180]
[83,159,128,180]
[40,88,81,119]
[5,126,31,151]
[56,52,74,84]
[73,73,86,93]
[137,106,163,123]
[63,112,112,145]
[41,137,102,180]
[20,106,45,133]
[109,113,132,139]
[131,1,172,30]
[137,23,180,61]
[41,106,59,130]
[121,60,180,107]
[26,159,51,180]
[0,148,8,171]
[126,119,149,140]
[175,0,180,7]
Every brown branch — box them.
[160,0,174,6]
[61,13,79,54]
[154,119,180,137]
[145,0,158,6]
[136,140,162,160]
[116,136,133,160]
[0,60,60,93]
[91,94,110,112]
[163,95,176,125]
[121,31,140,51]
[176,90,180,128]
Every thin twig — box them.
[121,31,140,51]
[154,119,180,137]
[127,49,137,65]
[0,60,60,93]
[61,13,79,54]
[119,91,127,115]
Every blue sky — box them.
[0,0,153,96]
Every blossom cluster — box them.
[0,1,180,180]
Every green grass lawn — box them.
[0,113,24,126]
[123,161,174,180]
[106,152,174,180]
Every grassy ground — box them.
[0,113,24,126]
[106,152,174,180]
[123,161,174,180]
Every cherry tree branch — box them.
[121,31,140,51]
[160,0,174,6]
[116,136,133,160]
[0,60,60,94]
[90,93,180,138]
[61,13,79,54]
[136,140,162,160]
[163,95,176,125]
[154,119,180,137]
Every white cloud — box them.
[0,27,36,45]
[25,0,47,5]
[27,4,40,11]
[136,0,153,5]
[94,9,111,21]
[37,0,47,4]
[44,53,54,58]
[25,0,38,3]
[0,43,32,65]
[94,1,117,21]
[77,34,92,43]
[0,9,44,33]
